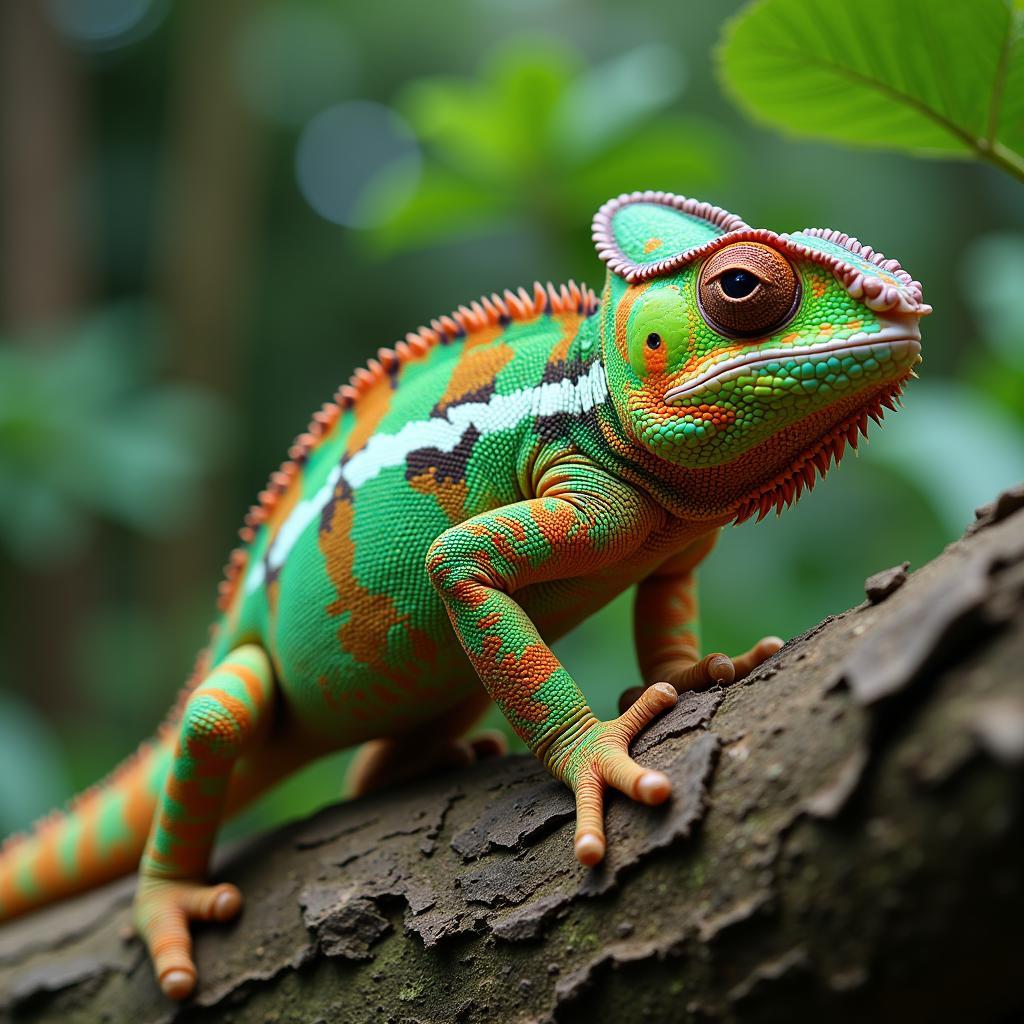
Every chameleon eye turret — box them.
[697,242,799,338]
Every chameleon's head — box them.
[593,192,930,516]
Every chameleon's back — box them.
[210,282,602,743]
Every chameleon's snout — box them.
[664,313,922,406]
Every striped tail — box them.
[0,731,175,921]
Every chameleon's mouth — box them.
[663,319,922,405]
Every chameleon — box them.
[0,191,929,999]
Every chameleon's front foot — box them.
[547,682,678,866]
[134,876,242,1000]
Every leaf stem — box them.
[981,140,1024,185]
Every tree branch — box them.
[2,486,1023,1024]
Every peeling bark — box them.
[2,487,1023,1024]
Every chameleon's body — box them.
[0,193,929,999]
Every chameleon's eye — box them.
[698,242,799,338]
[646,333,662,350]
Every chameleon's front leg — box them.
[426,487,677,866]
[135,644,275,1000]
[623,531,783,710]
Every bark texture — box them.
[2,487,1023,1024]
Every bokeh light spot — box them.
[46,0,165,50]
[295,101,421,229]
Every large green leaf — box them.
[718,0,1024,181]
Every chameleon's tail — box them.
[0,729,175,921]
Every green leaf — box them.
[718,0,1024,181]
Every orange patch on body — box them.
[320,497,438,698]
[473,634,557,726]
[346,377,393,455]
[613,282,653,360]
[438,338,513,412]
[547,316,579,365]
[218,664,267,708]
[408,470,469,523]
[677,337,752,379]
[643,237,662,255]
[28,830,66,896]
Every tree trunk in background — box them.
[149,0,265,634]
[1,486,1023,1024]
[0,3,93,716]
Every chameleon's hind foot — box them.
[548,682,678,867]
[134,877,242,1000]
[618,635,784,711]
[346,729,509,796]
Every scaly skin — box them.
[0,192,929,999]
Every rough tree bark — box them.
[2,487,1023,1024]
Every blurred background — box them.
[1,0,1022,840]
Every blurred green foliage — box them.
[0,307,229,566]
[366,39,733,256]
[1,0,1022,841]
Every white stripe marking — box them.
[244,362,609,592]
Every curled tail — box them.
[0,731,175,921]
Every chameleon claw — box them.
[730,635,784,678]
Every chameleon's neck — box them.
[564,301,880,527]
[558,314,728,524]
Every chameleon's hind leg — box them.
[346,688,507,797]
[622,531,783,710]
[134,644,275,1000]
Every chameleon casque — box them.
[0,192,929,999]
